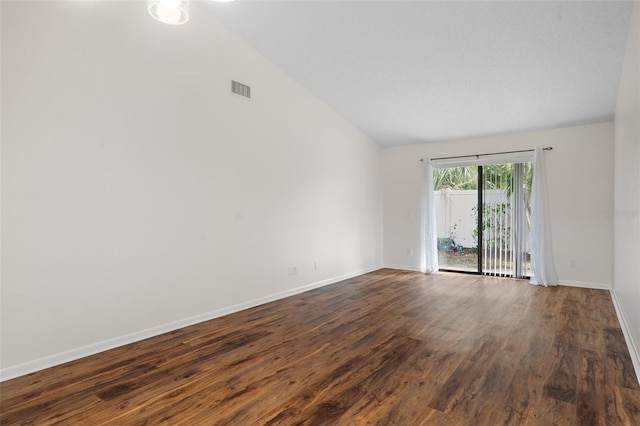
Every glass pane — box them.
[433,166,479,273]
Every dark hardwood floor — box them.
[1,269,639,425]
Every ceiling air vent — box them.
[231,80,251,99]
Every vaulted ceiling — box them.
[205,1,633,147]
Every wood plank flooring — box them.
[1,269,639,425]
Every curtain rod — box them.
[420,147,553,162]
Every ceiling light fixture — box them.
[148,0,236,25]
[148,0,189,25]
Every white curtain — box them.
[421,159,438,274]
[529,147,558,286]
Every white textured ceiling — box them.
[205,1,633,146]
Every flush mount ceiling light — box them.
[148,0,236,25]
[148,0,189,25]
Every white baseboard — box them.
[383,264,424,272]
[610,290,640,387]
[558,280,611,290]
[0,265,383,382]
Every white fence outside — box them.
[434,189,510,248]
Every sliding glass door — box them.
[434,162,532,278]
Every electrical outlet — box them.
[569,259,577,268]
[288,266,298,276]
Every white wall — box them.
[612,1,640,383]
[384,122,614,289]
[0,1,383,379]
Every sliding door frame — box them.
[436,162,530,279]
